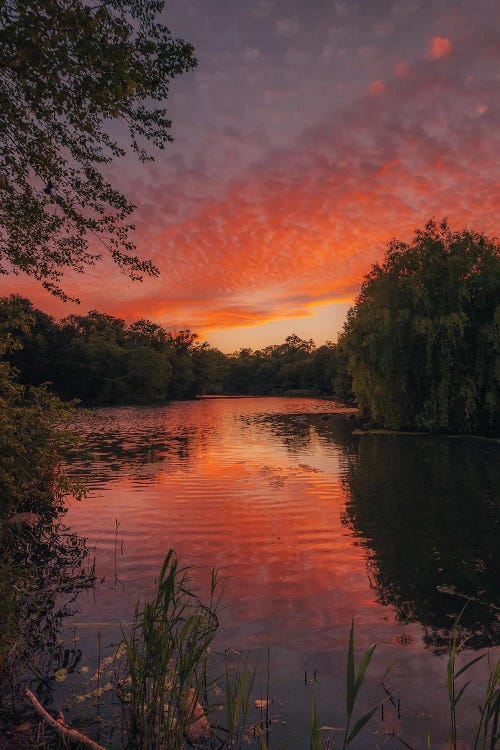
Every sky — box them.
[3,0,499,351]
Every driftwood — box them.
[25,685,210,748]
[24,688,107,750]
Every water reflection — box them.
[62,399,499,747]
[67,401,500,653]
[236,411,500,648]
[0,520,95,712]
[66,405,224,493]
[341,434,500,649]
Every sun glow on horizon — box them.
[1,1,498,351]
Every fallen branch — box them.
[24,687,107,750]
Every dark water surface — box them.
[60,397,499,748]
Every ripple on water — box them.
[64,397,500,748]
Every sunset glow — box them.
[2,0,499,351]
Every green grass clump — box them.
[118,550,220,749]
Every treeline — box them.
[2,220,498,433]
[0,296,352,405]
[0,297,223,403]
[221,335,352,401]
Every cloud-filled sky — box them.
[3,0,499,351]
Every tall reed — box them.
[446,612,485,750]
[223,652,256,747]
[446,610,499,750]
[113,555,498,750]
[473,654,499,750]
[342,617,378,749]
[117,549,219,750]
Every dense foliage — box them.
[222,335,352,401]
[0,0,196,298]
[340,220,500,434]
[0,298,81,521]
[0,297,94,708]
[0,297,352,404]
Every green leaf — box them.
[453,680,472,707]
[455,654,485,679]
[346,616,355,717]
[355,644,376,695]
[346,705,379,745]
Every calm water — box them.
[59,397,499,748]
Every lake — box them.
[56,397,499,748]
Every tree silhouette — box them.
[0,0,196,298]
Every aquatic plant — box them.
[114,549,274,750]
[473,653,499,750]
[446,611,499,750]
[17,543,496,750]
[223,651,257,748]
[312,613,499,750]
[117,549,220,749]
[341,617,378,748]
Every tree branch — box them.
[24,687,107,750]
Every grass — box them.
[446,610,499,750]
[117,549,220,749]
[112,551,383,750]
[223,652,256,747]
[115,549,272,750]
[473,654,499,750]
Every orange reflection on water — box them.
[63,398,499,748]
[66,398,386,652]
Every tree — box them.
[0,304,92,699]
[0,294,59,384]
[127,319,169,350]
[124,346,172,403]
[190,342,228,395]
[0,0,196,298]
[341,219,500,433]
[0,297,80,518]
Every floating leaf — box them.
[255,699,272,709]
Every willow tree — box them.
[0,0,196,298]
[341,219,500,433]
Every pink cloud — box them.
[1,21,497,347]
[427,36,452,60]
[395,61,409,78]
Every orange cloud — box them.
[369,80,385,95]
[1,25,497,350]
[427,36,452,60]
